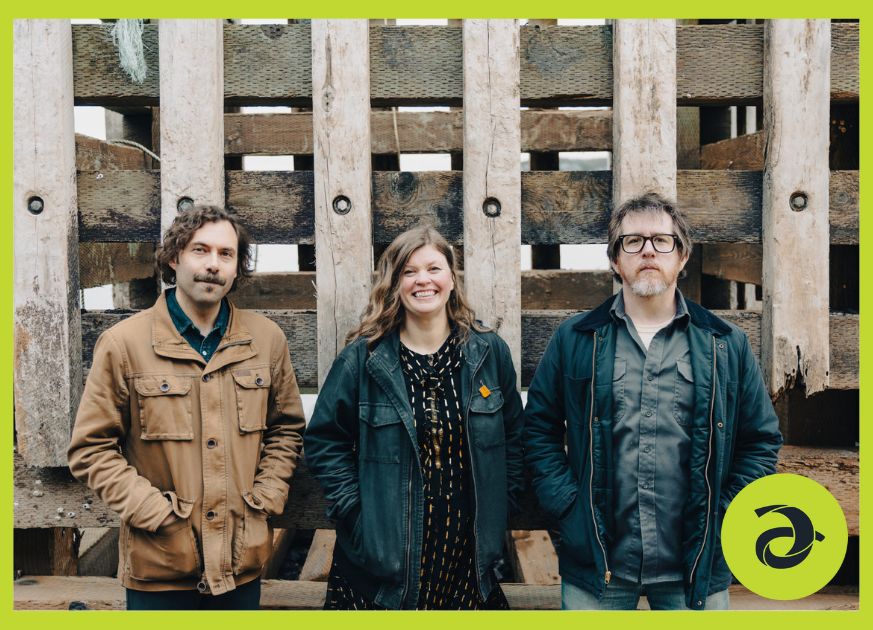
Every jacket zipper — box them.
[689,336,717,588]
[464,350,489,600]
[588,332,611,586]
[400,457,414,606]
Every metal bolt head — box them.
[790,191,808,212]
[482,197,502,218]
[177,197,195,212]
[332,195,352,215]
[82,503,91,510]
[57,507,65,514]
[31,490,43,498]
[67,511,76,518]
[54,515,62,521]
[27,196,44,215]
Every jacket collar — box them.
[367,327,489,370]
[572,291,732,336]
[152,291,256,368]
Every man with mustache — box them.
[69,206,305,609]
[524,192,782,610]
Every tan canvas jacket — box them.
[68,293,305,594]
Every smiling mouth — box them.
[412,290,437,298]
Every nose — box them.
[205,251,220,271]
[640,238,657,255]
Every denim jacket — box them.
[304,329,524,608]
[524,295,782,609]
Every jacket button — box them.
[252,495,262,506]
[197,581,209,594]
[255,376,264,386]
[206,438,217,449]
[717,421,724,429]
[206,510,216,520]
[593,416,599,423]
[202,374,210,383]
[160,382,170,392]
[718,343,725,350]
[645,410,653,417]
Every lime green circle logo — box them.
[721,473,847,600]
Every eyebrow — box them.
[190,241,236,253]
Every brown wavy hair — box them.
[155,205,254,292]
[346,225,485,347]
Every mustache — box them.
[193,273,227,286]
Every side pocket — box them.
[126,518,200,582]
[232,492,272,575]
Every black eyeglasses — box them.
[618,234,679,254]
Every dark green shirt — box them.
[609,289,694,585]
[166,288,230,363]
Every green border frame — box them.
[3,2,866,628]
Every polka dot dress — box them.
[323,332,509,610]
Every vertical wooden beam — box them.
[462,19,522,379]
[13,20,83,467]
[762,20,830,397]
[158,20,225,234]
[612,19,677,202]
[312,20,373,385]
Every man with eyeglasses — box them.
[524,192,782,610]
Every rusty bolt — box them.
[27,196,44,215]
[790,192,808,212]
[332,195,352,215]
[482,197,502,218]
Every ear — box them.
[169,258,177,271]
[678,249,691,273]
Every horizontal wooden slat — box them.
[14,576,857,610]
[225,109,613,155]
[14,446,858,535]
[700,130,765,169]
[701,244,762,285]
[77,169,859,245]
[232,270,614,311]
[78,309,858,390]
[71,23,858,107]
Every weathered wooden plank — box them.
[158,19,225,232]
[225,109,612,156]
[71,24,859,107]
[14,446,858,536]
[762,20,831,397]
[463,19,522,376]
[509,530,559,585]
[75,134,151,171]
[312,20,373,385]
[78,243,155,289]
[612,19,677,201]
[77,170,859,245]
[701,244,762,285]
[14,19,83,467]
[298,529,336,582]
[232,270,614,311]
[700,130,766,169]
[12,576,859,610]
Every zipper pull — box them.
[605,570,612,585]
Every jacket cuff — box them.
[130,491,174,532]
[253,482,288,516]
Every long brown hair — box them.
[346,225,485,347]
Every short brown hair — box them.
[607,192,693,283]
[155,205,253,292]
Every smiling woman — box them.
[304,224,525,610]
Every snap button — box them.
[207,438,217,449]
[206,510,216,521]
[202,374,210,382]
[645,410,653,417]
[252,495,262,506]
[647,375,654,381]
[197,581,209,594]
[718,343,725,350]
[159,382,170,392]
[593,416,599,423]
[717,421,724,429]
[255,376,264,386]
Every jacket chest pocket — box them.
[468,387,505,449]
[359,403,403,464]
[135,375,194,440]
[233,368,271,432]
[672,358,695,427]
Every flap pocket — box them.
[135,375,192,397]
[163,491,194,520]
[359,403,403,427]
[677,358,694,383]
[233,367,271,432]
[135,375,194,440]
[469,387,504,413]
[232,370,271,389]
[613,357,627,381]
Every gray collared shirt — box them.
[609,289,694,584]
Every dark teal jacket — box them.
[524,295,782,609]
[304,329,524,609]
